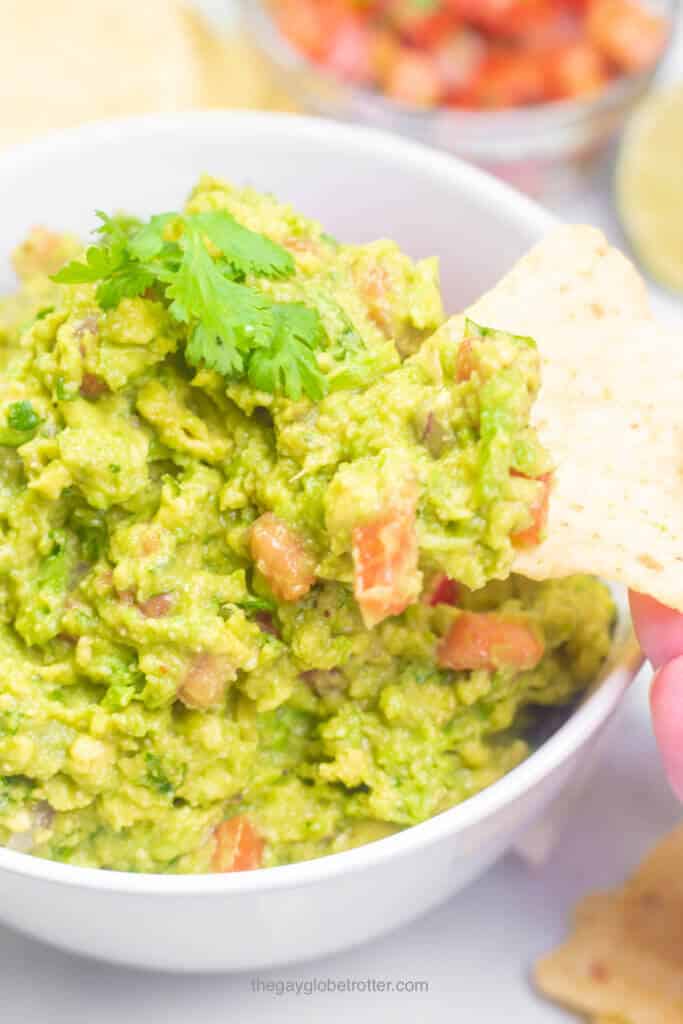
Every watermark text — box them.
[250,976,429,997]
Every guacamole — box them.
[0,178,615,873]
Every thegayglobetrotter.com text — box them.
[250,976,430,997]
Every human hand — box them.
[629,592,683,799]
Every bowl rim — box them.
[0,109,645,895]
[243,0,678,129]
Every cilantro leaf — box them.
[168,226,274,376]
[191,211,294,280]
[52,241,125,285]
[94,210,141,245]
[55,377,77,402]
[128,213,178,261]
[238,595,277,613]
[247,303,327,401]
[144,753,174,798]
[53,213,151,301]
[0,709,22,738]
[50,202,328,401]
[186,323,242,378]
[7,400,40,432]
[53,211,137,287]
[96,264,156,310]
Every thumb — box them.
[629,591,683,670]
[650,655,683,801]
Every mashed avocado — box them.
[0,178,615,873]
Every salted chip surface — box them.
[182,11,296,112]
[461,226,683,611]
[0,1,294,150]
[0,0,201,147]
[535,824,683,1023]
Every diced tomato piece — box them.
[326,16,375,83]
[140,529,161,557]
[370,26,402,84]
[301,668,348,696]
[445,0,581,50]
[445,0,554,39]
[437,612,545,671]
[13,226,71,278]
[455,335,476,382]
[178,653,234,710]
[352,486,422,628]
[587,0,667,74]
[284,236,321,256]
[386,1,457,49]
[275,0,325,59]
[138,592,174,619]
[511,471,552,548]
[250,512,316,603]
[524,8,583,49]
[455,50,546,108]
[384,49,443,107]
[212,816,264,873]
[275,0,346,61]
[544,41,608,99]
[433,29,486,97]
[79,373,108,400]
[254,611,280,638]
[424,574,461,607]
[444,0,508,25]
[357,264,393,334]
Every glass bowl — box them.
[243,0,678,200]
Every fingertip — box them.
[630,591,683,670]
[650,656,683,802]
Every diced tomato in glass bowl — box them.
[245,0,675,199]
[268,0,669,110]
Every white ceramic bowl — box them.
[0,112,643,972]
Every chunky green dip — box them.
[0,178,615,873]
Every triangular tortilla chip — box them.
[535,824,683,1024]
[180,12,297,112]
[0,0,203,148]
[458,226,683,611]
[0,2,293,150]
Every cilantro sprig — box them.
[53,212,156,310]
[52,208,327,401]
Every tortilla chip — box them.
[0,2,293,150]
[461,226,683,611]
[180,11,297,112]
[468,225,650,326]
[535,824,683,1024]
[0,0,204,148]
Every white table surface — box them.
[2,5,682,1021]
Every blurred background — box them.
[1,0,682,295]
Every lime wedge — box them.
[616,84,683,294]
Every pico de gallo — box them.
[271,0,669,109]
